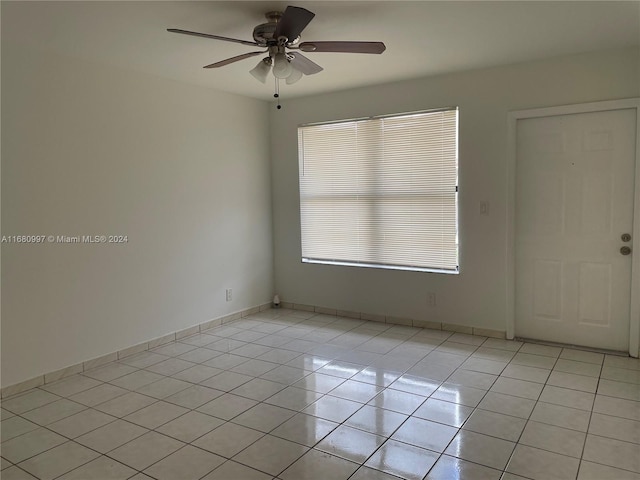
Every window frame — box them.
[298,107,459,274]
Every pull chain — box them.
[274,77,281,110]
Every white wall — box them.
[1,44,273,387]
[270,47,640,332]
[3,45,639,388]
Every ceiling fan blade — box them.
[204,51,265,69]
[274,6,315,41]
[299,41,386,54]
[289,52,323,75]
[167,28,258,47]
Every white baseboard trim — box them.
[1,302,272,398]
[2,300,505,398]
[282,301,506,339]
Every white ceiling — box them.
[3,1,639,101]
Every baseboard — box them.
[1,302,272,398]
[2,300,505,398]
[281,301,506,339]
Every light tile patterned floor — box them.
[2,308,640,480]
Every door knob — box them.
[621,233,632,242]
[620,246,632,256]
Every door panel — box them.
[577,262,611,326]
[515,109,636,350]
[533,260,563,320]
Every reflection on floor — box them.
[2,308,639,480]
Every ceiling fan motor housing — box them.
[252,23,275,45]
[168,5,385,82]
[253,11,299,46]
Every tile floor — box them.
[1,308,640,480]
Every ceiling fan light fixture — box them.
[272,52,293,79]
[285,66,304,85]
[168,5,386,106]
[250,58,271,83]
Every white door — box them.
[515,108,636,351]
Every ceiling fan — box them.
[168,6,386,92]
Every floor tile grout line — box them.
[3,309,640,480]
[10,401,156,457]
[5,462,44,480]
[3,385,229,474]
[48,448,138,480]
[68,349,628,471]
[289,392,388,478]
[3,416,125,479]
[576,432,640,473]
[262,332,420,476]
[204,316,636,476]
[2,414,636,474]
[439,345,518,475]
[330,336,499,477]
[1,390,67,417]
[129,441,236,480]
[576,366,601,479]
[499,349,559,479]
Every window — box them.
[298,107,459,273]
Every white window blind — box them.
[298,108,459,273]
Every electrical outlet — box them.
[225,289,232,302]
[427,292,436,307]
